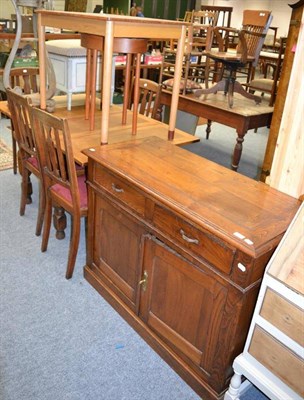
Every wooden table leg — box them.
[231,131,246,171]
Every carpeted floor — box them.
[0,138,13,171]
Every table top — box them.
[35,10,189,39]
[0,98,198,165]
[162,90,274,118]
[83,136,300,255]
[53,104,198,165]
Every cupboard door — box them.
[93,194,145,311]
[139,236,227,375]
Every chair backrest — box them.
[200,5,233,28]
[30,107,81,210]
[130,78,162,120]
[9,67,39,94]
[239,10,273,67]
[191,10,219,27]
[6,88,36,159]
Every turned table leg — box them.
[224,371,242,400]
[231,130,246,171]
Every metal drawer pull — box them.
[112,183,124,193]
[180,229,199,245]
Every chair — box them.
[128,78,162,121]
[7,67,40,174]
[160,12,216,95]
[194,10,273,108]
[6,88,45,237]
[30,107,88,279]
[244,37,286,106]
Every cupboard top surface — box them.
[84,137,300,256]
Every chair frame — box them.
[6,88,45,236]
[129,78,162,121]
[31,107,88,279]
[8,67,40,174]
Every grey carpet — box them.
[0,119,269,400]
[182,122,269,181]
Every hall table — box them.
[160,90,274,172]
[35,10,188,144]
[82,136,300,400]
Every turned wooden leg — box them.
[205,119,212,140]
[53,206,67,240]
[224,372,242,400]
[26,174,33,205]
[232,132,245,171]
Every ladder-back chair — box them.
[6,88,45,236]
[129,78,162,121]
[8,67,40,174]
[31,107,88,279]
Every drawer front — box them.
[261,288,304,347]
[249,326,304,397]
[153,204,235,274]
[94,165,146,217]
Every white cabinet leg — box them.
[224,372,242,400]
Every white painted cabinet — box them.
[225,202,304,400]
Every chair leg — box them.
[35,180,45,237]
[12,135,17,175]
[20,167,30,216]
[65,215,81,279]
[41,198,53,252]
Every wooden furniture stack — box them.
[82,137,300,400]
[225,202,304,400]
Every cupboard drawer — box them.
[249,326,304,397]
[153,204,235,274]
[94,165,146,217]
[260,288,304,347]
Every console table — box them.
[83,137,299,400]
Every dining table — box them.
[0,95,199,239]
[35,10,189,144]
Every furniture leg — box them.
[232,131,245,171]
[26,175,33,205]
[12,131,17,174]
[89,49,98,130]
[206,119,212,140]
[65,215,81,279]
[132,53,141,134]
[85,48,92,120]
[53,206,67,240]
[224,372,242,400]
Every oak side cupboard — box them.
[83,137,300,400]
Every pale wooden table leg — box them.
[101,21,114,145]
[37,13,46,110]
[168,24,186,140]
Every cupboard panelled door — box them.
[139,236,227,376]
[93,195,145,312]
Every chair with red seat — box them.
[6,88,45,236]
[31,107,88,279]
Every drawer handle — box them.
[111,183,124,193]
[180,229,199,245]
